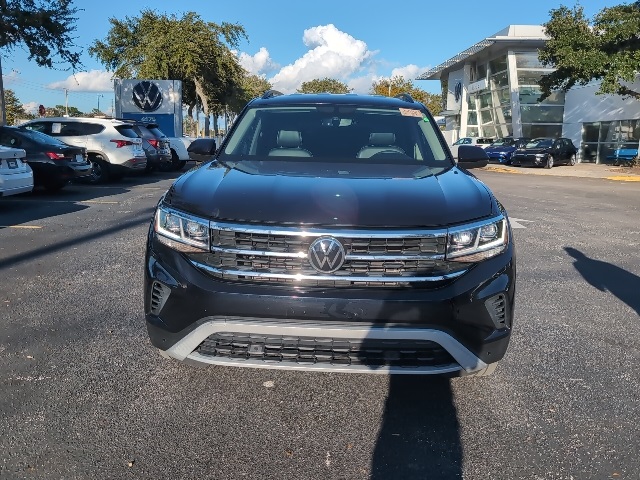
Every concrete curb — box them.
[481,164,640,182]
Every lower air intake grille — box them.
[485,294,508,328]
[195,332,456,368]
[150,281,171,315]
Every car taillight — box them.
[45,152,65,160]
[111,139,134,148]
[148,139,159,149]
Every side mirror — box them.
[187,138,217,162]
[457,145,488,169]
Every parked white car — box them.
[0,145,33,197]
[20,117,146,183]
[166,137,191,171]
[449,137,495,159]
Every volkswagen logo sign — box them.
[308,237,346,274]
[132,81,163,112]
[454,81,463,103]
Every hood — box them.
[485,145,515,153]
[166,162,495,228]
[516,147,551,155]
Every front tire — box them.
[545,155,554,169]
[569,154,576,166]
[86,155,110,184]
[169,150,186,171]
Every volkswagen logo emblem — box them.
[132,81,163,112]
[308,237,346,274]
[454,81,463,103]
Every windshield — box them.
[490,138,514,147]
[17,128,67,146]
[526,138,553,148]
[221,104,451,173]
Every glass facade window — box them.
[478,92,493,109]
[517,70,546,86]
[515,52,546,69]
[514,51,564,141]
[518,87,565,105]
[581,120,640,164]
[489,56,507,74]
[520,105,565,123]
[489,71,509,89]
[521,125,563,138]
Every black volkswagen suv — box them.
[144,92,516,376]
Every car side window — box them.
[82,123,105,135]
[25,122,51,134]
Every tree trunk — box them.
[0,55,6,126]
[212,115,219,137]
[193,77,210,137]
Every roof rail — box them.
[394,93,415,103]
[262,90,284,99]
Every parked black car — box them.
[129,123,172,172]
[0,126,91,191]
[511,137,578,168]
[144,92,516,377]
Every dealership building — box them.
[418,25,640,163]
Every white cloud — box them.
[391,64,429,82]
[47,70,114,92]
[238,47,279,75]
[268,24,375,93]
[22,101,39,115]
[1,70,20,85]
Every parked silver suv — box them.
[20,117,146,183]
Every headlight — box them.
[446,217,508,262]
[535,153,546,158]
[154,205,209,252]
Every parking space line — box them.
[78,200,119,204]
[0,225,43,229]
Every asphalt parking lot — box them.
[1,166,639,479]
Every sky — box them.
[0,0,620,117]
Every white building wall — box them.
[563,79,640,156]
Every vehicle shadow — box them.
[370,376,462,479]
[0,167,186,229]
[352,295,463,478]
[565,246,640,316]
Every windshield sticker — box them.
[399,108,424,118]
[51,123,62,134]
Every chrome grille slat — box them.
[199,222,465,287]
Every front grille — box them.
[190,222,468,287]
[195,332,456,368]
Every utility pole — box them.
[97,93,104,114]
[63,88,69,116]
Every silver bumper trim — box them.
[161,318,488,375]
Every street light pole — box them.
[97,94,104,114]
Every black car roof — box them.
[249,92,427,110]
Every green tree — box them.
[370,76,443,115]
[297,78,352,94]
[3,88,27,125]
[90,10,247,136]
[0,0,82,124]
[539,2,640,100]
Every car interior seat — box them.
[357,132,405,158]
[268,130,312,157]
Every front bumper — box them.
[512,155,545,167]
[144,230,516,375]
